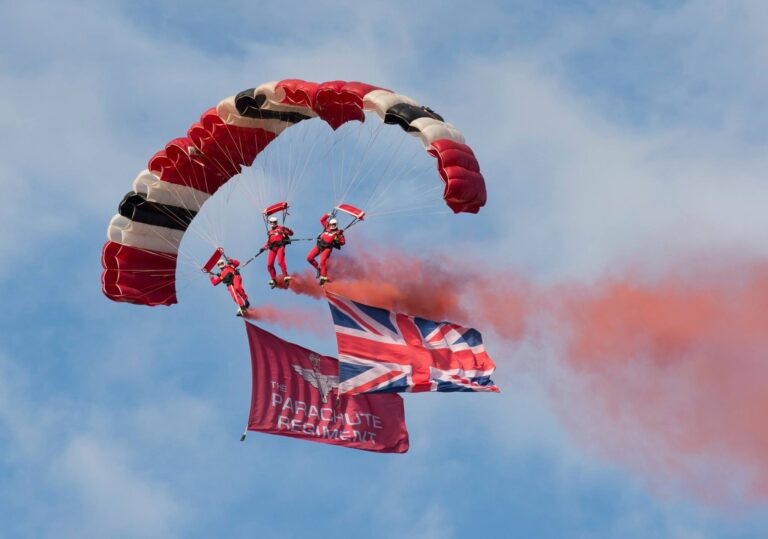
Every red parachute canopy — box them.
[102,79,487,306]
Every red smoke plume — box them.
[555,263,768,505]
[292,250,472,321]
[244,303,325,334]
[259,249,768,505]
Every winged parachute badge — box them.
[291,352,339,403]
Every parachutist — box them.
[307,213,346,283]
[210,257,250,313]
[263,215,294,286]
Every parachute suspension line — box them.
[336,114,382,205]
[367,207,453,218]
[288,122,322,204]
[246,141,269,216]
[190,122,252,246]
[338,97,366,205]
[289,118,328,205]
[281,117,298,205]
[364,141,432,216]
[336,117,387,207]
[261,137,278,206]
[366,187,450,216]
[357,125,412,214]
[324,126,349,205]
[219,122,256,213]
[212,121,271,241]
[286,114,301,203]
[368,181,453,219]
[337,99,350,206]
[350,119,398,206]
[195,133,238,247]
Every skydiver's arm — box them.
[320,214,329,228]
[230,259,241,267]
[285,227,294,236]
[210,274,222,286]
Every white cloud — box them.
[55,436,183,538]
[444,50,768,280]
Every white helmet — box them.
[268,216,278,223]
[216,259,226,267]
[329,218,338,227]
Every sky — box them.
[2,0,768,537]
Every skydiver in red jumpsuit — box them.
[306,213,345,285]
[210,258,250,315]
[264,215,294,288]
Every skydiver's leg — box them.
[307,246,320,267]
[307,246,321,275]
[227,284,246,308]
[267,249,278,280]
[277,246,288,275]
[233,275,249,307]
[319,249,332,277]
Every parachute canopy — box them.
[102,79,487,306]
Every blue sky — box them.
[2,1,768,537]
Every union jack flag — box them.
[327,291,500,395]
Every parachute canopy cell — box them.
[102,79,487,306]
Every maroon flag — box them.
[244,321,409,453]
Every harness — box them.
[220,267,239,286]
[316,229,342,250]
[269,237,290,249]
[316,237,331,250]
[268,227,291,249]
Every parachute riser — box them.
[342,218,361,232]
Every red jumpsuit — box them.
[210,259,249,309]
[306,214,346,278]
[263,225,294,280]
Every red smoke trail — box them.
[289,250,473,322]
[243,303,326,334]
[554,263,768,505]
[258,248,768,505]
